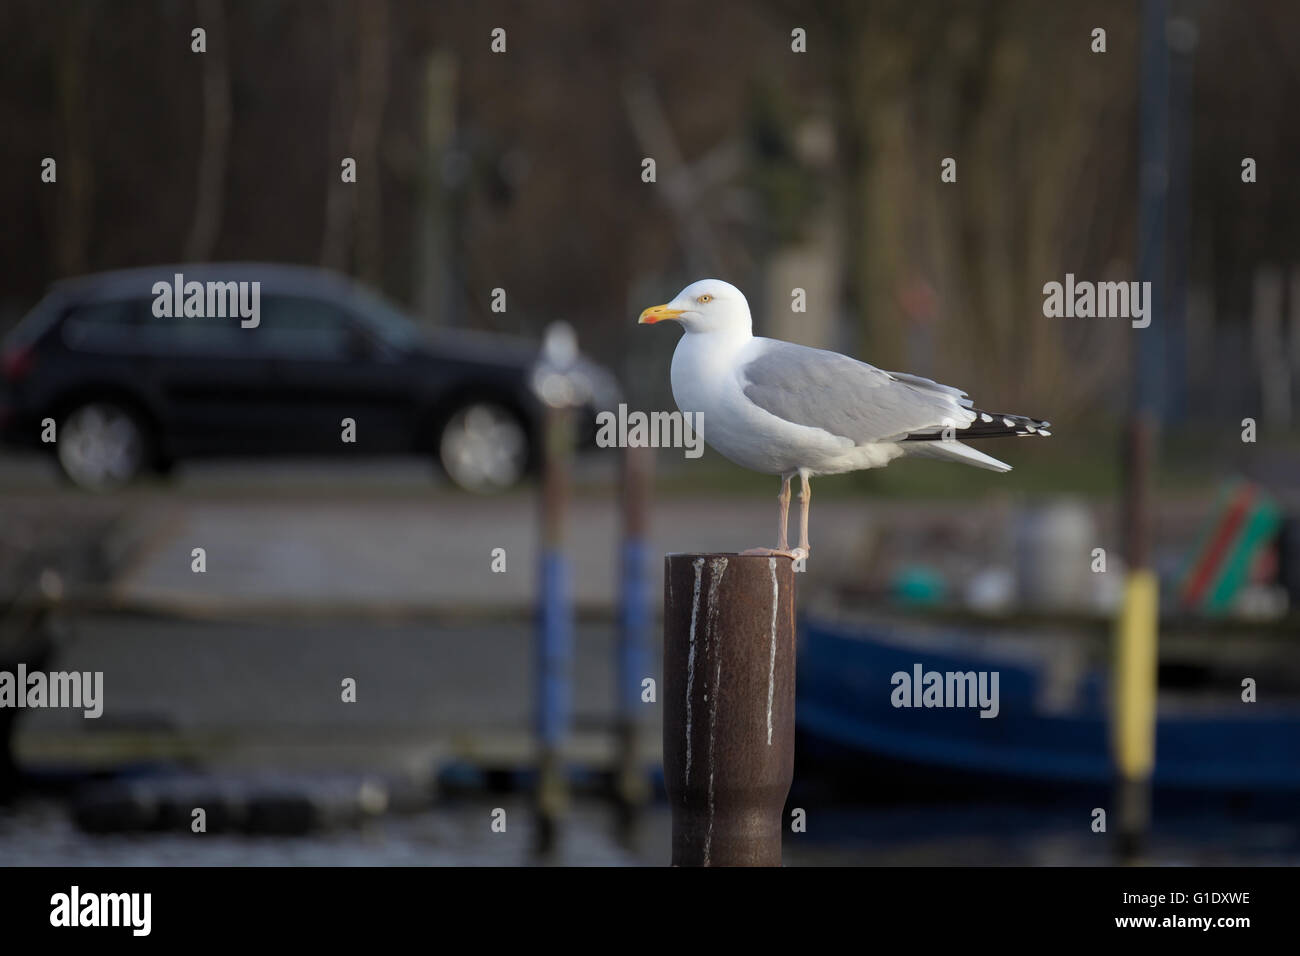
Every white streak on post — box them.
[767,557,777,746]
[703,556,727,865]
[684,557,704,789]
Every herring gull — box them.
[639,279,1050,560]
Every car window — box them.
[60,300,137,353]
[134,297,250,357]
[62,297,253,358]
[253,295,355,360]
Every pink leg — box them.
[742,474,799,558]
[777,474,791,551]
[796,472,812,556]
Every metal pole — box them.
[1113,0,1168,864]
[1164,13,1197,425]
[662,553,797,866]
[614,444,653,833]
[535,402,573,853]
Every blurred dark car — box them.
[0,264,619,492]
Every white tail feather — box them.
[903,440,1012,473]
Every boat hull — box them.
[797,615,1300,793]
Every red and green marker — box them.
[1178,482,1282,614]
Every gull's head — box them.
[638,279,752,336]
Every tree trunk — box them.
[183,0,233,263]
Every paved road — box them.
[109,493,889,613]
[2,453,900,614]
[7,450,1225,623]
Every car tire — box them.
[55,400,151,491]
[436,400,530,493]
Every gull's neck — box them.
[683,309,753,345]
[679,328,751,369]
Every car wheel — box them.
[437,401,529,493]
[55,401,150,491]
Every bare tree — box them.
[51,2,94,276]
[320,0,389,283]
[183,0,232,263]
[825,0,1136,420]
[320,0,356,271]
[351,0,389,286]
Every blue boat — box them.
[796,612,1300,794]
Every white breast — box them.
[670,333,857,475]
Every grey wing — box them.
[740,339,975,444]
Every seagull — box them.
[639,279,1050,561]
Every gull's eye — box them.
[697,294,712,304]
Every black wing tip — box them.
[963,410,1052,439]
[899,411,1053,442]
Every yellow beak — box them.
[638,304,685,324]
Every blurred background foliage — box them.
[1,0,1298,467]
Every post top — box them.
[663,552,798,563]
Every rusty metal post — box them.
[662,553,797,866]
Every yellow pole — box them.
[1112,569,1159,859]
